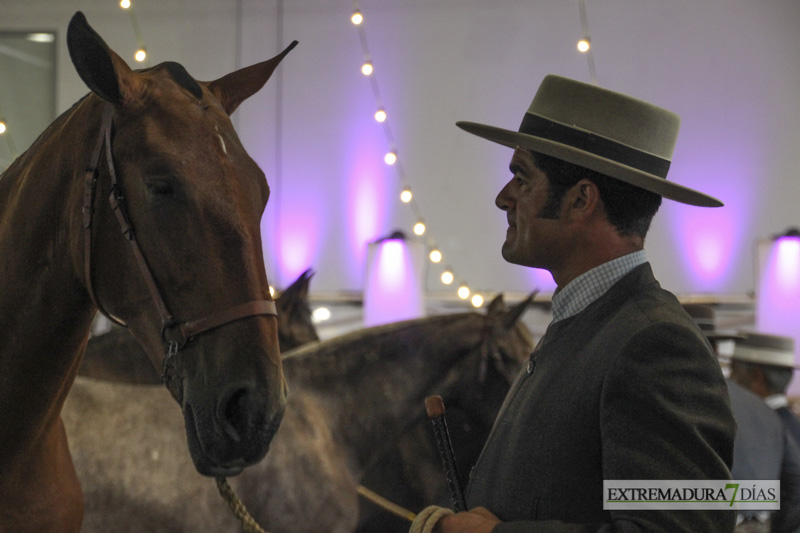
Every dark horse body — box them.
[0,13,294,532]
[63,297,532,533]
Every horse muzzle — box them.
[182,377,287,477]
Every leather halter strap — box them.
[82,105,277,356]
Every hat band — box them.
[733,344,796,368]
[519,113,672,178]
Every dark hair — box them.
[531,151,662,238]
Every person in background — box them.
[684,305,800,533]
[410,74,736,533]
[729,333,800,447]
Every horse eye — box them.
[146,180,174,196]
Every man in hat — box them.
[729,332,800,447]
[411,76,736,533]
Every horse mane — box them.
[282,312,483,383]
[0,94,91,181]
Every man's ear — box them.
[567,179,601,220]
[752,367,773,396]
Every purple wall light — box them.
[756,233,800,396]
[363,235,425,327]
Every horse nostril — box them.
[218,386,254,443]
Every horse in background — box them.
[357,295,535,532]
[79,269,319,384]
[0,12,295,532]
[63,295,534,533]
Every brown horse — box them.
[79,269,320,384]
[0,12,295,533]
[63,296,533,533]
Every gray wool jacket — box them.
[465,263,736,533]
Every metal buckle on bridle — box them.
[167,340,179,360]
[161,319,189,351]
[162,339,183,404]
[108,184,136,240]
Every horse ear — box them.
[501,292,536,330]
[297,269,314,300]
[275,268,314,316]
[67,12,142,105]
[486,294,507,316]
[275,285,293,316]
[207,41,298,115]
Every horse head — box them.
[276,269,320,352]
[66,12,295,476]
[445,293,535,432]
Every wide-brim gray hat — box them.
[731,332,799,370]
[682,304,745,342]
[456,75,723,208]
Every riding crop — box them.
[425,395,467,512]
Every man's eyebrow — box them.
[509,161,526,176]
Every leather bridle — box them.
[82,105,277,400]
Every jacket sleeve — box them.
[772,432,800,533]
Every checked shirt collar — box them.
[550,250,647,325]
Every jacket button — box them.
[526,358,536,376]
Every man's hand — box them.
[435,506,501,533]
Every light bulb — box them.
[26,33,54,43]
[384,151,397,165]
[312,307,331,322]
[577,39,590,53]
[0,122,6,135]
[351,10,363,25]
[374,109,387,122]
[361,62,373,76]
[268,286,275,297]
[135,48,147,62]
[441,270,454,285]
[400,187,412,203]
[413,221,426,236]
[471,294,484,308]
[457,285,470,299]
[429,249,442,263]
[120,0,131,8]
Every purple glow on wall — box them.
[756,236,800,395]
[345,136,393,286]
[363,238,425,327]
[262,189,325,288]
[527,268,557,293]
[669,202,740,289]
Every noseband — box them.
[82,105,277,400]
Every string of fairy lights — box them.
[348,1,596,307]
[118,0,149,66]
[350,2,486,307]
[0,1,596,306]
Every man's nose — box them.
[496,181,513,211]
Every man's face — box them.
[494,148,563,269]
[729,360,760,394]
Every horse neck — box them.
[283,313,485,475]
[0,97,100,462]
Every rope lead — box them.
[215,477,268,533]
